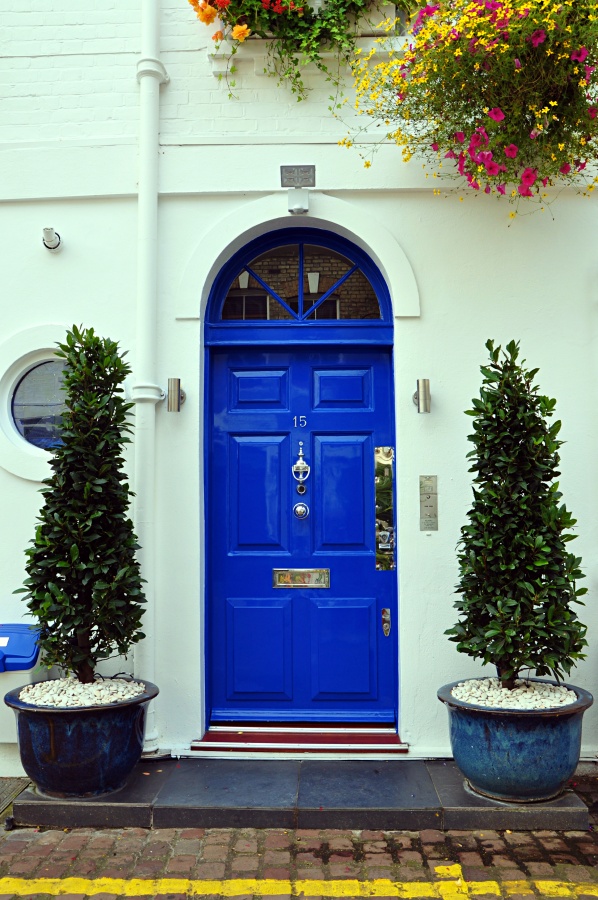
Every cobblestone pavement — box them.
[0,776,595,899]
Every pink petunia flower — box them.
[528,29,546,47]
[504,144,518,158]
[585,65,595,81]
[589,106,597,119]
[486,160,500,176]
[488,107,505,121]
[484,185,492,194]
[571,47,588,63]
[497,184,506,195]
[445,150,456,159]
[431,142,439,151]
[455,131,466,143]
[514,58,521,69]
[521,167,537,186]
[559,163,571,175]
[577,161,587,171]
[518,185,533,197]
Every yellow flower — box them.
[232,23,251,41]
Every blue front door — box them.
[208,345,397,722]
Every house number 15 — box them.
[293,416,307,428]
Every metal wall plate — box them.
[420,475,438,531]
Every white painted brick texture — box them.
[1,1,364,149]
[0,2,141,145]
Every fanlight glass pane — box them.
[312,267,380,320]
[220,244,381,321]
[12,360,65,450]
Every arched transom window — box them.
[221,242,381,321]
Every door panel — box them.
[309,598,377,697]
[226,597,293,698]
[313,435,371,551]
[209,347,397,722]
[230,436,289,550]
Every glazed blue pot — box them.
[4,680,158,798]
[438,679,593,802]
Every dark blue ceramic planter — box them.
[4,680,158,798]
[438,679,593,802]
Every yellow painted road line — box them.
[0,879,597,898]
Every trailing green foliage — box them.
[188,0,416,102]
[447,339,587,689]
[16,326,146,684]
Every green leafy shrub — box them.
[16,326,146,684]
[447,339,587,689]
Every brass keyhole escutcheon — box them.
[296,484,306,495]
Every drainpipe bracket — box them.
[130,383,166,404]
[137,57,170,84]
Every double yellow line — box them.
[0,875,596,897]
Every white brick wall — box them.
[0,0,367,150]
[0,2,141,145]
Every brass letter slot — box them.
[273,569,330,588]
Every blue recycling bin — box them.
[1,624,42,744]
[0,624,40,673]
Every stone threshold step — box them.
[11,759,588,832]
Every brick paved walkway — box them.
[0,776,595,898]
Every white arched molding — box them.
[0,324,69,482]
[175,193,420,320]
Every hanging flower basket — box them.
[348,0,598,213]
[187,0,415,100]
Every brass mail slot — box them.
[273,569,330,588]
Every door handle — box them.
[382,608,391,637]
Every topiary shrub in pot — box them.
[4,325,158,798]
[438,339,592,802]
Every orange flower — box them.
[231,23,251,41]
[212,29,224,40]
[197,3,218,23]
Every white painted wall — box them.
[0,1,596,773]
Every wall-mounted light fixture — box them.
[281,165,315,216]
[42,227,62,252]
[307,272,320,294]
[167,378,186,412]
[413,379,431,414]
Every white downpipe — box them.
[133,0,169,752]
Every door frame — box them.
[203,226,397,726]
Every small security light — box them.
[42,227,62,252]
[288,188,309,215]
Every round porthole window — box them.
[11,360,65,450]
